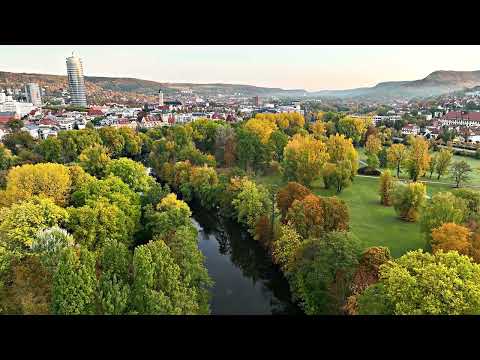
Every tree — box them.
[276,182,312,219]
[435,148,453,180]
[268,130,289,162]
[428,153,438,179]
[97,239,132,315]
[387,143,407,178]
[451,160,473,188]
[365,135,382,157]
[310,121,326,140]
[357,250,480,315]
[79,144,111,178]
[392,182,426,222]
[232,178,270,238]
[345,246,391,315]
[105,157,152,193]
[452,188,480,220]
[35,137,63,163]
[132,239,199,314]
[405,136,431,181]
[272,224,302,273]
[378,147,388,168]
[118,127,142,158]
[236,127,269,173]
[321,163,337,190]
[144,193,192,240]
[337,116,368,145]
[331,160,353,193]
[2,163,72,207]
[283,134,329,186]
[286,194,324,239]
[30,226,75,269]
[98,127,125,157]
[67,200,131,250]
[289,232,362,314]
[2,131,36,155]
[379,170,396,206]
[51,247,97,315]
[321,196,349,233]
[431,223,472,255]
[0,196,69,251]
[420,191,467,248]
[326,134,358,179]
[0,144,15,171]
[6,118,24,132]
[244,117,277,144]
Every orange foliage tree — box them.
[431,223,472,256]
[276,182,312,219]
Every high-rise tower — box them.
[66,52,87,107]
[158,89,164,107]
[25,83,42,107]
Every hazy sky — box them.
[1,45,480,91]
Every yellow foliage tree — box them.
[310,121,326,140]
[3,163,72,207]
[387,143,407,178]
[245,118,278,144]
[283,134,329,186]
[326,134,359,179]
[365,135,382,156]
[406,136,431,181]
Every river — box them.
[190,205,303,315]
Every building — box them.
[439,111,480,128]
[158,90,164,107]
[66,53,87,107]
[25,83,42,107]
[372,115,401,125]
[401,124,420,136]
[253,96,260,107]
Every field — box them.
[256,172,453,258]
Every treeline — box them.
[0,126,212,314]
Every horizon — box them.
[2,45,480,91]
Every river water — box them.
[191,206,302,315]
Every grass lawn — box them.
[358,146,480,188]
[256,172,452,258]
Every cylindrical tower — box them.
[158,89,164,107]
[66,53,87,107]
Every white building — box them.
[373,115,401,125]
[401,124,420,135]
[25,83,42,107]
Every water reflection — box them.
[191,204,303,315]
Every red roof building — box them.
[168,114,175,124]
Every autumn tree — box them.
[379,170,396,206]
[337,116,368,145]
[2,163,72,207]
[392,182,426,222]
[310,121,326,140]
[105,157,153,193]
[283,134,329,186]
[79,144,111,178]
[365,135,382,157]
[452,188,480,220]
[405,136,431,181]
[286,194,324,239]
[431,223,472,256]
[435,148,453,180]
[387,143,407,178]
[276,182,312,219]
[420,191,467,249]
[325,134,358,179]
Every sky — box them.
[1,45,480,91]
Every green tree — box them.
[268,130,289,162]
[289,231,362,314]
[98,127,125,157]
[105,157,153,193]
[392,182,426,222]
[132,239,199,314]
[357,250,480,315]
[35,137,63,163]
[451,160,473,188]
[51,247,97,315]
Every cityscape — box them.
[1,45,480,316]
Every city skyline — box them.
[1,45,480,91]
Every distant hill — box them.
[0,71,308,98]
[2,69,480,102]
[313,70,480,101]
